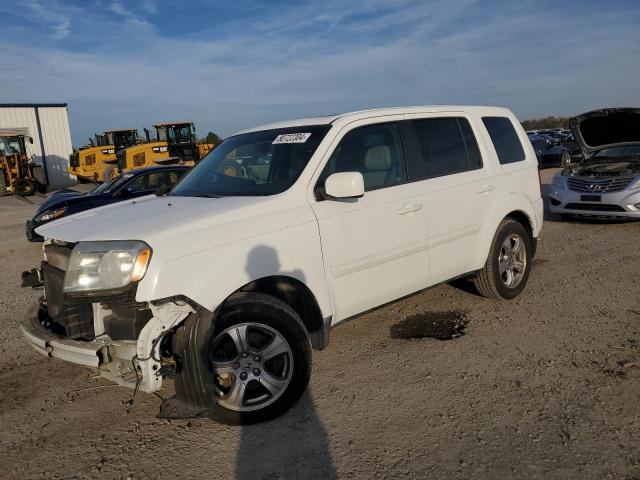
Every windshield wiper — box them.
[194,193,222,198]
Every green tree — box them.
[521,116,570,131]
[204,131,222,145]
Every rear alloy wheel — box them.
[209,293,311,425]
[473,219,533,299]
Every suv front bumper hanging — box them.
[22,306,104,367]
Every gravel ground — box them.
[1,170,639,479]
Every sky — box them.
[1,0,639,147]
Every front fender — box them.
[135,220,333,319]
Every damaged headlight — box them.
[64,240,152,293]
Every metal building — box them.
[0,103,74,187]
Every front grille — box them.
[42,262,95,339]
[564,203,626,212]
[566,176,633,193]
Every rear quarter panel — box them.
[467,109,543,269]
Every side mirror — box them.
[324,172,365,200]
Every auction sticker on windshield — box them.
[272,133,312,144]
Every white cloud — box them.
[2,1,639,145]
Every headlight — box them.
[36,207,67,222]
[551,174,565,188]
[64,240,152,293]
[628,178,640,190]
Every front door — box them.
[311,121,429,322]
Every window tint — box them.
[320,123,407,192]
[411,117,483,178]
[482,117,525,164]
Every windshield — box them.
[90,173,133,194]
[0,136,22,155]
[591,145,640,160]
[171,125,330,197]
[112,131,137,151]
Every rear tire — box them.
[101,165,117,183]
[0,172,8,196]
[14,178,35,196]
[473,219,532,300]
[208,293,311,425]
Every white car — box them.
[549,108,640,218]
[22,106,543,424]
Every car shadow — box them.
[237,245,337,479]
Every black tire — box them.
[208,293,311,425]
[14,178,36,196]
[101,165,117,183]
[473,219,533,300]
[0,172,7,196]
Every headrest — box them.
[364,145,392,171]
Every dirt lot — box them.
[1,170,639,479]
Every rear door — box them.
[310,119,429,322]
[404,113,496,284]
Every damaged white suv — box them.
[23,106,543,424]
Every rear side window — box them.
[482,117,525,164]
[410,117,483,178]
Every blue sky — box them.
[1,0,639,146]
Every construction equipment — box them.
[68,129,139,183]
[0,128,45,196]
[113,121,216,177]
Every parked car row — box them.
[526,128,581,168]
[17,105,639,425]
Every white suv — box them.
[22,106,543,423]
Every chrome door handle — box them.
[397,203,423,215]
[476,184,495,193]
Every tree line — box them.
[521,116,570,131]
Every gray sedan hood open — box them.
[570,108,640,155]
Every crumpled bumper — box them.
[21,306,103,367]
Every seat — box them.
[363,145,392,189]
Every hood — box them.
[34,193,311,258]
[570,107,640,155]
[36,189,86,214]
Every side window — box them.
[411,117,483,178]
[482,117,525,164]
[319,123,407,192]
[125,171,167,193]
[168,170,186,186]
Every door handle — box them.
[476,184,495,194]
[397,203,423,215]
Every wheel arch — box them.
[226,274,329,350]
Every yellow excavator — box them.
[111,121,216,178]
[68,129,139,182]
[0,129,45,196]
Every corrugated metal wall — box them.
[0,105,74,187]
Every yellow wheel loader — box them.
[68,129,138,183]
[0,129,45,197]
[113,121,216,177]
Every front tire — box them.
[208,293,311,425]
[473,219,533,300]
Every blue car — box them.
[26,165,190,242]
